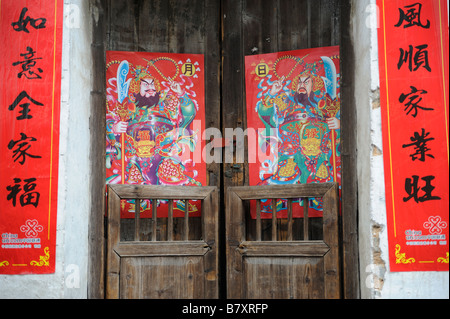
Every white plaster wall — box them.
[0,0,92,299]
[354,0,449,299]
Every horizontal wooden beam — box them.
[229,183,336,200]
[237,241,330,257]
[115,241,211,257]
[108,185,216,200]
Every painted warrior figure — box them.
[256,55,340,209]
[106,58,200,186]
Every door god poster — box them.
[245,46,340,218]
[106,51,206,218]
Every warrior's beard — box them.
[293,92,313,107]
[134,92,160,108]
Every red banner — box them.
[245,46,341,218]
[106,51,206,218]
[377,0,449,271]
[0,0,63,274]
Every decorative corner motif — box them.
[30,247,50,267]
[0,261,9,267]
[395,244,415,264]
[437,252,449,264]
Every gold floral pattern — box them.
[395,244,415,264]
[30,247,50,267]
[437,252,449,264]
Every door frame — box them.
[226,183,341,299]
[87,0,359,299]
[105,185,219,299]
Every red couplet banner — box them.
[377,0,449,271]
[0,0,63,274]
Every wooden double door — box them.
[106,183,340,299]
[103,0,354,299]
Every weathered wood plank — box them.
[243,256,324,299]
[106,186,121,299]
[89,0,108,300]
[271,199,277,241]
[222,0,245,185]
[323,183,340,299]
[256,199,261,241]
[230,183,336,200]
[167,199,174,241]
[243,0,278,55]
[278,0,309,50]
[152,199,157,241]
[202,187,219,298]
[226,187,245,299]
[304,197,309,240]
[238,241,330,257]
[109,184,215,200]
[120,256,204,299]
[204,0,222,190]
[135,199,141,241]
[339,0,360,299]
[287,199,293,241]
[115,241,210,257]
[183,199,189,241]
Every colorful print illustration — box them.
[245,46,341,218]
[106,51,206,217]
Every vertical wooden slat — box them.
[203,188,219,298]
[272,199,277,241]
[303,198,309,241]
[106,186,121,299]
[89,0,107,299]
[278,0,309,51]
[167,199,173,241]
[221,0,245,187]
[204,0,221,191]
[323,183,340,299]
[152,199,157,242]
[184,199,189,241]
[340,0,360,299]
[256,200,261,241]
[226,188,245,299]
[134,199,140,241]
[287,199,293,241]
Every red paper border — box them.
[377,0,449,271]
[0,0,63,274]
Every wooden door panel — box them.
[244,257,324,299]
[226,183,340,299]
[106,185,219,299]
[221,0,357,298]
[120,256,205,299]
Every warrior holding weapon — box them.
[106,57,200,186]
[256,55,340,197]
